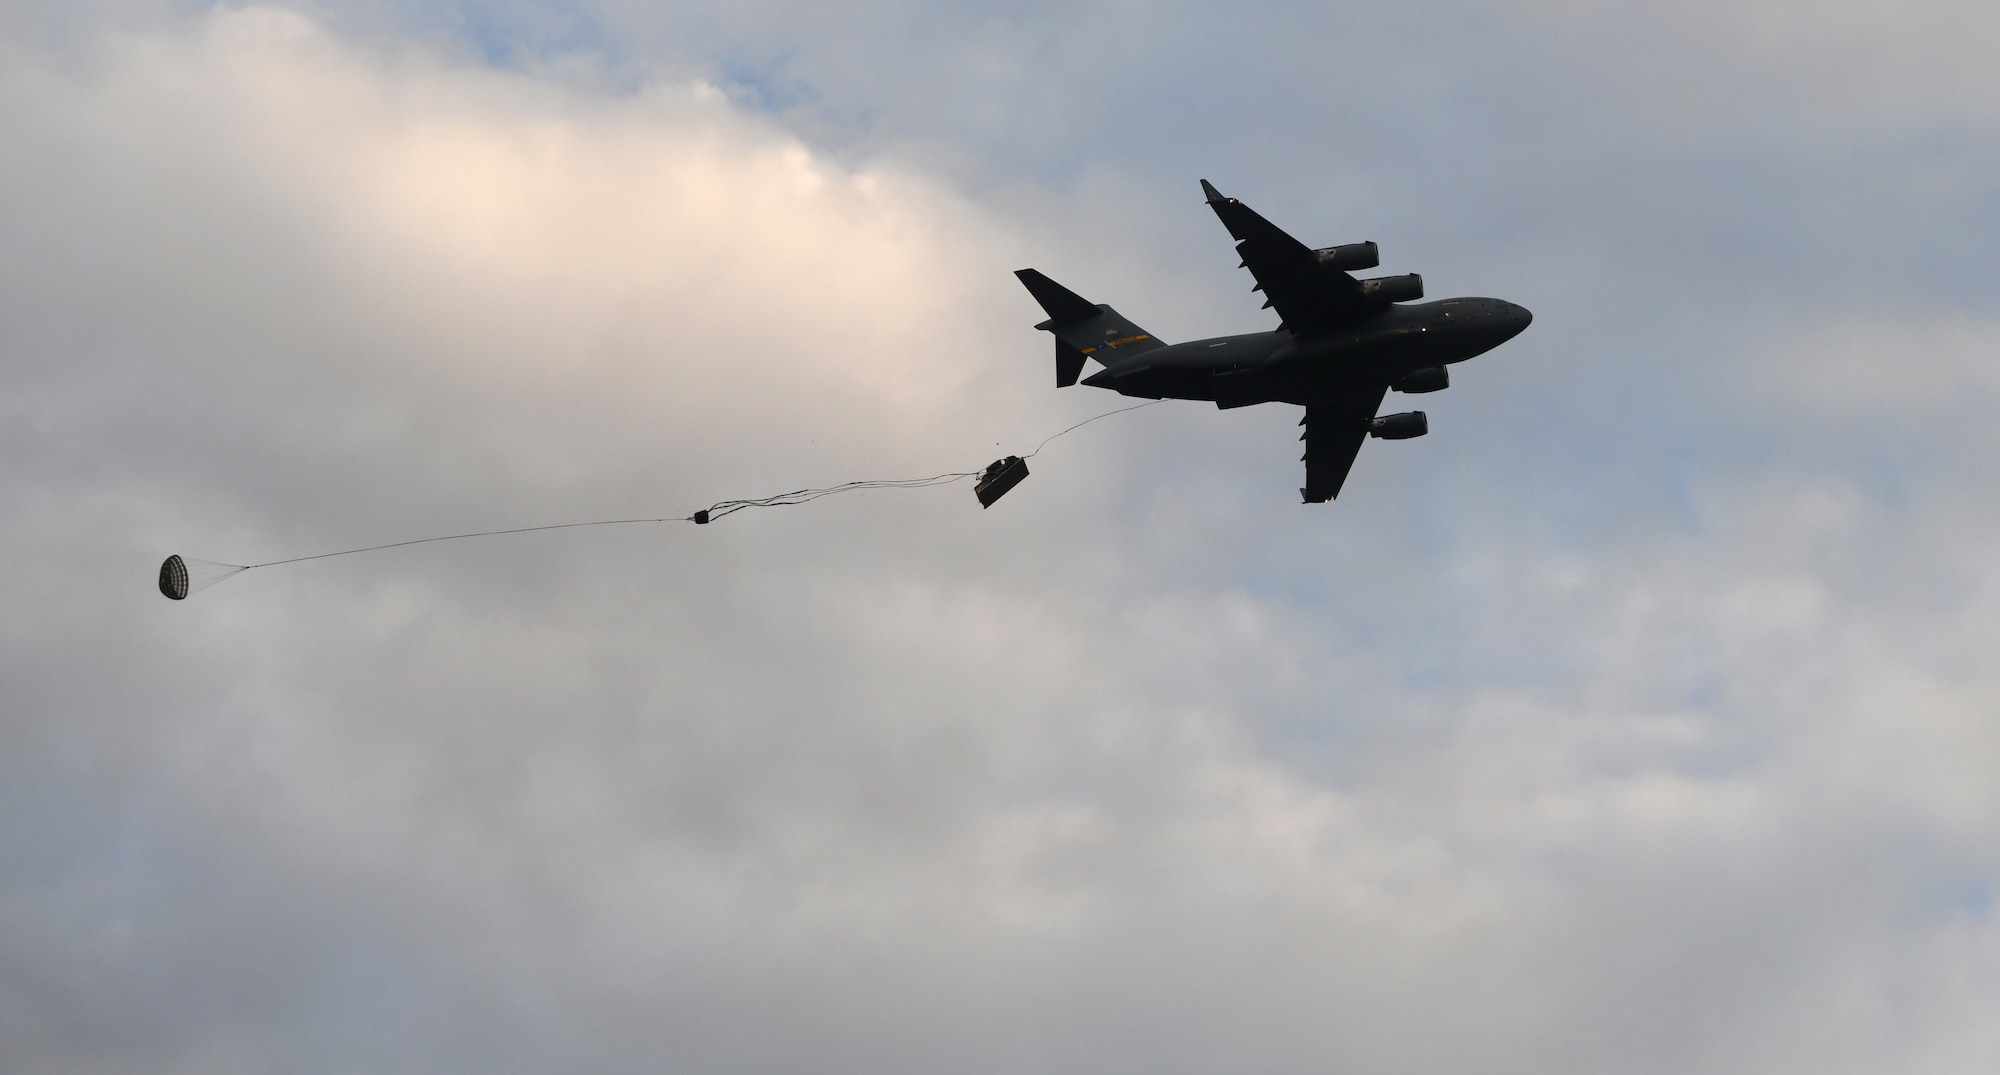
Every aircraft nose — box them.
[1500,301,1532,339]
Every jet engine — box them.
[1357,274,1424,303]
[1313,242,1379,271]
[1392,366,1449,394]
[1368,411,1428,440]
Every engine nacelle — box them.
[1313,241,1379,271]
[1393,366,1449,394]
[1368,411,1428,440]
[1357,273,1424,304]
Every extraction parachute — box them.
[157,555,249,600]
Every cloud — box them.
[3,5,1999,1075]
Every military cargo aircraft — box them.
[1017,180,1531,502]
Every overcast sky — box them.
[4,2,1999,1073]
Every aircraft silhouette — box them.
[1017,180,1532,502]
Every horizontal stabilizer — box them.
[1016,269,1100,324]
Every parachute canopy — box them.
[159,555,187,600]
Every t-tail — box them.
[1015,269,1167,387]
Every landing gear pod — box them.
[975,456,1029,508]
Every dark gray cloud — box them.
[3,3,1998,1073]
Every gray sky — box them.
[4,2,1998,1072]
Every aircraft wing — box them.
[1299,387,1389,502]
[1201,179,1366,334]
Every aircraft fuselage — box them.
[1081,297,1532,408]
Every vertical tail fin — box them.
[1014,269,1167,387]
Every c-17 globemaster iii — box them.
[1016,179,1531,502]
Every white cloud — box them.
[3,5,1999,1075]
[1489,0,2000,128]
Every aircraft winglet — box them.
[1200,178,1227,204]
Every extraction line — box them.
[1024,399,1162,459]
